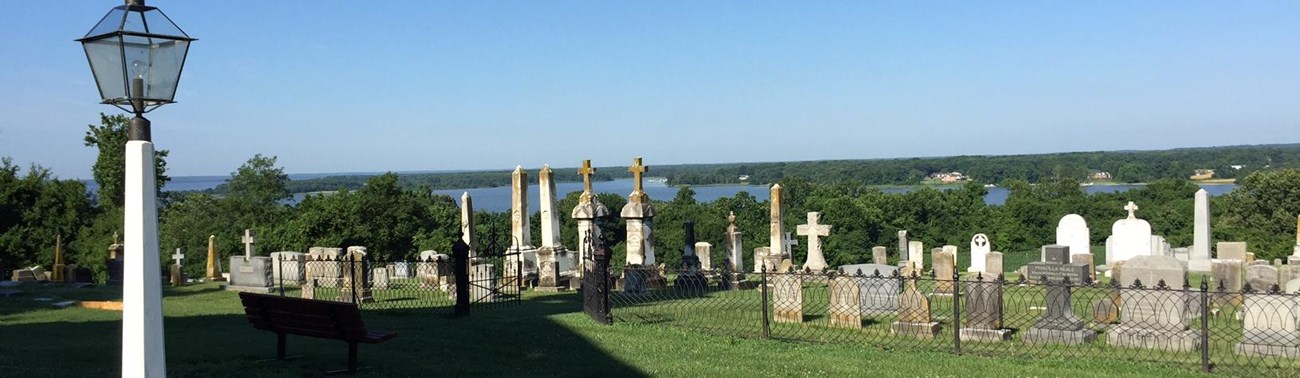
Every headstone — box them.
[1056,214,1091,256]
[837,264,900,316]
[52,235,65,283]
[1211,259,1244,306]
[769,184,785,267]
[754,247,772,273]
[468,264,498,301]
[1189,189,1213,272]
[933,249,956,295]
[985,252,1004,276]
[828,275,863,329]
[1072,253,1096,280]
[872,246,888,265]
[106,243,124,285]
[696,242,713,271]
[204,235,225,282]
[1279,266,1300,291]
[371,267,390,289]
[897,230,909,262]
[1246,264,1279,292]
[1217,242,1247,261]
[338,246,373,303]
[392,261,412,278]
[1024,278,1097,345]
[1026,245,1090,284]
[536,247,568,292]
[1235,291,1300,357]
[891,279,940,338]
[226,230,274,293]
[507,166,538,284]
[907,241,924,273]
[571,160,610,279]
[622,158,656,269]
[1105,255,1199,351]
[170,248,185,287]
[305,247,344,286]
[1106,202,1153,266]
[269,251,306,284]
[960,277,1010,341]
[796,212,831,272]
[772,274,803,323]
[417,251,452,289]
[1091,290,1121,325]
[968,234,990,273]
[725,212,745,278]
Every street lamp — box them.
[77,1,193,376]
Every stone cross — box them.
[797,212,831,272]
[172,248,185,267]
[112,232,119,245]
[1124,201,1139,219]
[782,232,799,256]
[241,229,256,261]
[628,157,648,203]
[579,159,597,201]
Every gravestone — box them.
[106,243,124,285]
[537,165,569,272]
[1106,255,1199,351]
[838,263,900,316]
[572,160,610,281]
[205,235,225,282]
[696,242,713,271]
[1279,266,1300,291]
[828,275,862,329]
[226,229,273,293]
[1072,253,1095,281]
[933,249,956,296]
[769,184,786,268]
[371,267,390,289]
[1026,245,1090,284]
[270,251,306,284]
[724,211,747,288]
[392,261,412,278]
[891,279,940,338]
[674,221,708,289]
[306,247,344,286]
[1056,214,1091,256]
[797,212,832,272]
[1106,202,1153,266]
[1235,288,1300,357]
[754,247,772,273]
[1246,264,1279,292]
[960,277,1010,341]
[338,246,373,303]
[536,246,568,292]
[1212,259,1244,306]
[898,230,909,262]
[1024,278,1096,345]
[772,274,804,323]
[1189,189,1213,272]
[468,264,498,301]
[907,241,924,273]
[872,246,888,265]
[985,252,1004,276]
[1217,242,1248,261]
[170,249,185,287]
[417,251,451,290]
[968,234,991,273]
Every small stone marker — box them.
[1211,259,1244,306]
[696,242,713,271]
[772,274,804,324]
[1072,253,1095,280]
[372,267,390,289]
[872,246,888,265]
[1105,255,1199,351]
[897,230,909,262]
[891,279,940,338]
[828,275,862,329]
[1217,242,1248,261]
[838,263,900,315]
[338,246,374,303]
[1234,282,1300,357]
[960,276,1010,341]
[933,249,956,295]
[985,252,1003,276]
[968,234,990,273]
[1246,264,1280,292]
[907,241,924,272]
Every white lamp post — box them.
[77,1,194,376]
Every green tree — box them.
[1218,169,1300,260]
[83,113,169,208]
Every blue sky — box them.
[1,1,1298,179]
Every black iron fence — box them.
[596,264,1300,375]
[270,253,520,312]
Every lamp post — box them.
[77,1,193,376]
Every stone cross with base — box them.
[797,212,832,272]
[782,232,799,256]
[172,248,185,267]
[628,157,648,203]
[1124,201,1139,219]
[579,159,597,201]
[241,229,256,261]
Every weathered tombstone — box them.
[1056,214,1091,256]
[960,276,1009,341]
[169,248,185,287]
[1234,280,1300,357]
[674,221,708,289]
[1279,265,1300,291]
[754,247,772,273]
[622,159,659,289]
[897,230,909,263]
[796,212,831,272]
[1091,290,1121,325]
[1106,255,1199,351]
[1072,253,1096,280]
[907,241,924,273]
[226,230,274,293]
[769,184,786,268]
[1189,189,1213,272]
[838,263,900,316]
[1027,245,1090,284]
[1247,260,1268,267]
[985,252,1004,276]
[468,263,498,301]
[338,246,373,303]
[572,160,610,280]
[1246,264,1280,292]
[1212,259,1244,306]
[724,212,748,288]
[1106,202,1153,266]
[506,166,539,286]
[933,249,956,296]
[305,247,344,287]
[391,261,412,278]
[828,275,862,329]
[696,242,713,271]
[537,164,569,273]
[106,243,124,285]
[1217,242,1248,261]
[417,251,451,290]
[536,246,568,292]
[269,251,306,284]
[872,246,888,265]
[968,234,990,273]
[371,267,390,289]
[891,279,940,338]
[772,273,803,323]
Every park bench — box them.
[238,292,397,374]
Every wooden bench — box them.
[239,292,397,374]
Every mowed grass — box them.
[0,282,1237,377]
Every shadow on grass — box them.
[0,284,647,377]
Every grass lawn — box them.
[0,282,1240,377]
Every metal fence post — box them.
[453,237,471,317]
[1200,276,1210,372]
[277,255,285,296]
[952,269,962,355]
[761,265,770,339]
[349,254,358,305]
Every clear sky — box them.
[2,1,1298,179]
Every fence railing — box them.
[601,265,1300,375]
[270,255,518,312]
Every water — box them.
[87,175,1238,212]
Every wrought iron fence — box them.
[600,265,1300,375]
[272,255,456,311]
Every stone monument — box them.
[796,212,831,272]
[891,278,940,338]
[1106,255,1199,351]
[772,273,803,323]
[505,166,538,287]
[461,192,476,260]
[829,274,862,329]
[674,221,708,290]
[1106,202,1153,266]
[571,160,610,280]
[225,229,273,293]
[338,246,374,303]
[169,248,184,287]
[1189,189,1213,272]
[933,249,956,296]
[872,246,888,265]
[1056,214,1091,256]
[967,234,990,273]
[204,235,225,282]
[621,157,663,292]
[1024,245,1096,345]
[837,263,900,316]
[270,251,306,284]
[52,235,65,283]
[960,275,1009,341]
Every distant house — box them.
[1231,165,1245,170]
[928,171,967,183]
[1190,169,1215,180]
[738,175,750,181]
[1088,170,1112,181]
